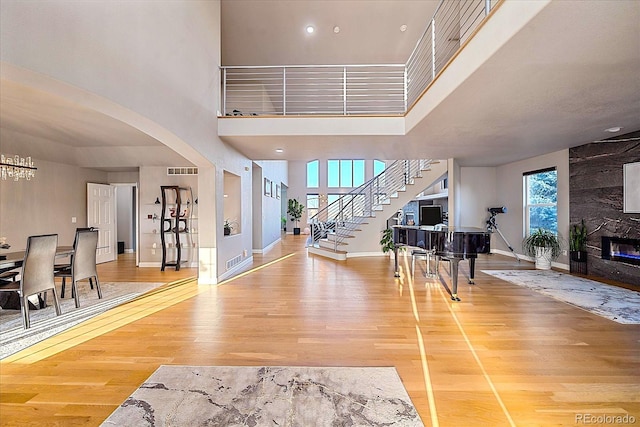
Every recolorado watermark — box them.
[576,413,636,425]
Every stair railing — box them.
[309,159,435,251]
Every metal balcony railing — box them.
[309,160,435,252]
[221,0,497,117]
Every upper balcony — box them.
[220,0,498,119]
[218,0,640,167]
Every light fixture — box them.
[275,148,284,153]
[333,26,340,34]
[605,126,622,133]
[400,24,407,32]
[0,154,37,181]
[306,25,315,34]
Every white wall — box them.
[116,185,134,251]
[253,160,288,250]
[138,167,198,268]
[1,0,261,283]
[459,167,498,228]
[0,158,107,249]
[496,149,569,266]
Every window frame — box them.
[523,167,558,236]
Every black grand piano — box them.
[392,225,490,301]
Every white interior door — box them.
[87,183,116,264]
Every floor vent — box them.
[167,167,198,176]
[226,254,243,270]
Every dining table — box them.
[0,246,74,310]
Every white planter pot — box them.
[534,246,553,270]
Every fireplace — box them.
[601,236,640,266]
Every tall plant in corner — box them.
[569,219,588,262]
[287,198,304,235]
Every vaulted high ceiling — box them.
[1,0,639,169]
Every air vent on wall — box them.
[167,167,198,176]
[226,254,243,271]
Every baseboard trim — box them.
[218,256,254,282]
[253,238,282,254]
[491,249,568,271]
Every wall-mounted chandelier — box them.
[0,154,37,181]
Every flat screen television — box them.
[419,205,442,226]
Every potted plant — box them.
[224,219,233,236]
[569,219,588,261]
[287,198,305,235]
[380,228,395,255]
[569,219,588,274]
[281,216,287,232]
[522,228,562,270]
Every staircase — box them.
[308,159,447,260]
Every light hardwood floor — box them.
[1,235,638,426]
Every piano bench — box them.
[411,250,436,278]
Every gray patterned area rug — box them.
[0,281,164,359]
[481,270,640,324]
[101,366,424,427]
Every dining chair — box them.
[54,227,94,297]
[0,234,62,329]
[54,229,102,308]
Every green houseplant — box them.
[522,228,562,270]
[287,198,305,235]
[569,219,588,259]
[224,219,233,236]
[569,219,588,273]
[380,228,395,255]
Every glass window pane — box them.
[307,160,319,188]
[307,194,318,220]
[307,194,319,209]
[328,160,339,187]
[353,160,365,187]
[527,171,557,204]
[525,169,558,236]
[528,206,558,234]
[340,160,353,187]
[374,160,385,176]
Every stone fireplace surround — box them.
[601,236,640,266]
[569,131,640,287]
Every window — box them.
[524,168,557,235]
[307,194,319,220]
[373,160,386,176]
[307,160,319,188]
[327,160,365,188]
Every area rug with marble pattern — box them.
[0,281,165,359]
[481,270,640,324]
[101,365,424,427]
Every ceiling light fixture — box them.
[400,24,407,32]
[275,148,284,153]
[306,25,315,34]
[1,154,37,181]
[605,126,622,133]
[333,26,340,34]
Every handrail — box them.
[309,159,435,251]
[220,0,497,117]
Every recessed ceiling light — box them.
[275,148,284,153]
[400,24,407,32]
[333,26,340,34]
[605,126,622,133]
[306,25,315,34]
